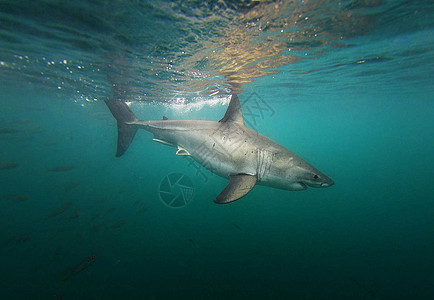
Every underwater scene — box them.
[0,0,433,299]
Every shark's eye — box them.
[313,174,319,179]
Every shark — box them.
[105,94,333,204]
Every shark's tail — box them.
[105,100,138,157]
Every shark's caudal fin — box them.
[104,100,138,157]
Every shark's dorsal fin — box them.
[215,174,257,204]
[162,116,168,120]
[219,94,244,125]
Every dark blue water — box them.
[1,1,433,299]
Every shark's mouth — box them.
[306,182,323,188]
[298,182,307,189]
[306,181,333,188]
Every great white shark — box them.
[105,94,333,204]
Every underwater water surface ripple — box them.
[1,0,431,102]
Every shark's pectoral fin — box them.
[176,146,190,156]
[215,174,257,204]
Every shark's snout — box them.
[321,178,334,187]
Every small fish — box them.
[44,141,57,146]
[95,196,107,203]
[56,291,64,300]
[69,209,82,220]
[4,194,28,202]
[90,213,100,222]
[0,128,19,134]
[135,207,149,214]
[188,238,197,247]
[27,106,45,112]
[103,207,116,217]
[7,234,31,245]
[89,224,103,232]
[62,254,98,282]
[44,202,72,220]
[232,223,242,231]
[113,259,121,266]
[0,163,19,170]
[0,135,16,141]
[109,220,126,229]
[349,276,377,298]
[14,119,32,124]
[47,165,74,172]
[133,199,142,206]
[63,180,80,192]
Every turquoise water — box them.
[1,0,433,299]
